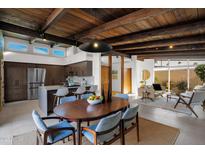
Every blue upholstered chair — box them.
[60,96,77,104]
[32,110,76,145]
[81,111,122,145]
[121,104,140,144]
[81,93,94,100]
[115,93,129,100]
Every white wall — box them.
[136,59,155,88]
[130,57,155,95]
[4,51,66,65]
[112,58,121,92]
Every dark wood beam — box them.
[67,9,104,26]
[120,44,205,54]
[104,20,205,45]
[121,56,124,94]
[137,53,205,60]
[74,8,174,39]
[101,50,130,58]
[113,35,205,50]
[41,8,66,32]
[0,21,79,45]
[128,49,205,56]
[137,54,205,60]
[108,54,112,101]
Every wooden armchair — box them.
[174,91,205,118]
[32,110,76,145]
[81,111,122,145]
[121,104,140,144]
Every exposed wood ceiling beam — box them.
[119,44,205,54]
[137,50,205,60]
[113,35,205,50]
[67,9,104,26]
[104,19,205,45]
[128,49,205,55]
[101,50,130,58]
[74,8,174,39]
[41,8,66,32]
[137,54,205,60]
[0,21,79,45]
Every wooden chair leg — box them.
[120,120,125,145]
[174,98,181,109]
[136,113,140,142]
[73,133,76,145]
[186,104,198,118]
[36,132,39,145]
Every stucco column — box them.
[131,55,138,95]
[92,53,101,95]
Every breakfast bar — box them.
[38,85,91,115]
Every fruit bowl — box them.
[87,95,103,105]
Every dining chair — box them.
[81,111,122,145]
[81,93,94,100]
[174,91,205,118]
[32,110,76,145]
[60,96,77,104]
[121,104,140,144]
[53,87,69,107]
[87,85,98,95]
[73,86,86,99]
[115,93,129,100]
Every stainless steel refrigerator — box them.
[27,68,46,100]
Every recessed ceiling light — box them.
[169,45,173,49]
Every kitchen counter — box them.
[38,85,92,115]
[40,85,92,90]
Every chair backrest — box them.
[152,84,162,91]
[122,105,139,120]
[32,110,47,132]
[191,91,205,104]
[75,86,86,93]
[89,85,98,92]
[56,87,69,96]
[95,111,122,133]
[60,96,77,104]
[115,93,129,100]
[81,93,94,100]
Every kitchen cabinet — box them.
[5,63,27,102]
[4,62,65,102]
[65,61,92,76]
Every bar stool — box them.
[53,87,69,107]
[73,86,86,99]
[86,85,97,95]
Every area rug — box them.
[12,118,180,145]
[133,97,196,115]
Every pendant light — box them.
[79,9,112,53]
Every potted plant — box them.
[195,64,205,110]
[195,64,205,84]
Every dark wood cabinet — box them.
[4,61,93,102]
[5,63,27,102]
[65,61,92,77]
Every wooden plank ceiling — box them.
[0,8,205,59]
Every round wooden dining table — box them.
[54,97,129,145]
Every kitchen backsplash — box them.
[67,76,94,85]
